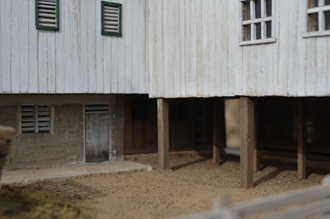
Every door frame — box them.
[83,104,112,163]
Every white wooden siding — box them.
[0,0,148,94]
[148,0,330,98]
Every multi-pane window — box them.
[240,0,276,46]
[101,1,122,37]
[304,0,330,37]
[21,106,52,134]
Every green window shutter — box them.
[101,1,122,37]
[35,0,59,31]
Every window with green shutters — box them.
[35,0,59,31]
[101,1,122,37]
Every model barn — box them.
[0,0,330,189]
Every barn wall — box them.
[148,0,330,98]
[0,94,125,169]
[0,0,148,94]
[3,105,84,170]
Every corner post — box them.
[157,98,169,171]
[297,98,306,179]
[240,97,255,189]
[213,98,226,165]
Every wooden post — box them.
[213,98,227,165]
[297,98,306,179]
[253,98,259,172]
[124,95,133,151]
[157,98,169,171]
[240,97,255,189]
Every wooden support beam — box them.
[124,95,133,151]
[297,98,306,179]
[157,98,169,171]
[213,98,227,165]
[240,97,255,189]
[253,98,260,172]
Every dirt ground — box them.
[3,152,330,219]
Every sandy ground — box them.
[8,152,330,219]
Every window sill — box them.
[239,38,277,46]
[302,31,330,38]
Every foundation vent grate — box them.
[85,105,109,113]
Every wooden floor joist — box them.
[240,97,255,189]
[157,98,169,171]
[213,98,226,165]
[297,98,306,179]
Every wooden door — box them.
[85,113,110,162]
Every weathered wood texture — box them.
[240,97,255,189]
[148,0,330,98]
[297,98,306,179]
[213,98,226,165]
[157,98,169,171]
[85,113,110,162]
[0,0,148,94]
[253,98,259,172]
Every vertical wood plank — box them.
[131,0,139,93]
[163,0,170,98]
[124,1,133,94]
[143,0,149,94]
[11,0,22,93]
[297,98,306,179]
[173,0,180,97]
[202,0,209,96]
[28,0,38,93]
[80,0,89,93]
[96,0,104,93]
[19,0,29,93]
[0,0,12,93]
[190,0,197,97]
[38,20,56,93]
[88,0,97,93]
[184,0,192,97]
[137,0,147,94]
[56,0,66,93]
[215,0,223,96]
[125,95,133,150]
[213,98,226,165]
[156,1,164,97]
[116,0,125,93]
[157,98,169,171]
[179,0,186,97]
[208,0,215,97]
[240,97,255,189]
[149,0,157,97]
[196,0,204,97]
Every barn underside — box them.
[1,94,330,189]
[125,95,330,189]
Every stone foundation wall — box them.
[2,105,84,170]
[0,94,125,170]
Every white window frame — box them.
[303,0,330,38]
[239,0,277,46]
